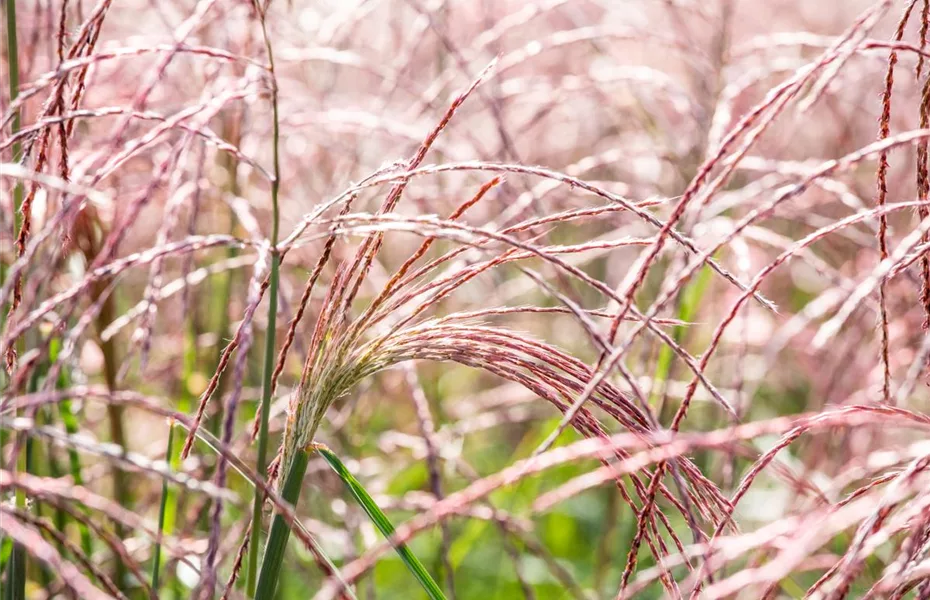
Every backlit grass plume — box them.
[240,62,741,598]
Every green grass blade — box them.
[151,419,176,593]
[316,445,448,600]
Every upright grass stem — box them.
[4,358,40,600]
[208,200,240,437]
[97,287,129,588]
[4,1,25,598]
[48,337,94,558]
[650,262,714,419]
[248,252,279,595]
[253,447,308,600]
[56,402,94,556]
[207,114,243,437]
[4,0,21,243]
[247,7,282,595]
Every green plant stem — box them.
[6,439,30,600]
[208,208,238,437]
[247,253,279,592]
[157,317,198,596]
[5,2,25,596]
[254,447,309,600]
[45,337,95,557]
[247,10,282,596]
[98,290,129,588]
[650,261,714,418]
[6,372,39,600]
[5,0,21,237]
[57,396,94,556]
[151,420,175,593]
[0,540,10,583]
[171,318,196,527]
[207,104,244,438]
[0,0,20,293]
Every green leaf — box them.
[151,419,176,592]
[316,445,448,600]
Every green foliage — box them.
[318,445,447,600]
